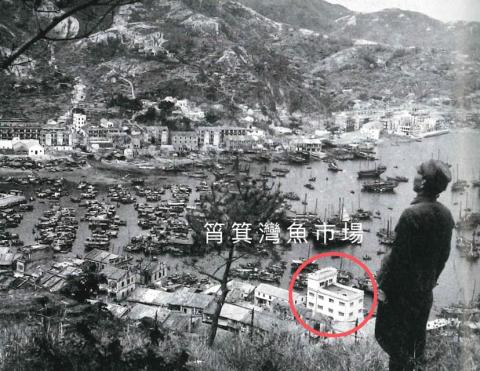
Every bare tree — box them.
[187,173,286,347]
[0,0,140,71]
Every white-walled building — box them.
[307,267,364,323]
[254,283,305,309]
[73,112,87,132]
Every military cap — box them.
[417,159,452,195]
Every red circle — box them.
[288,252,378,338]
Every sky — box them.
[324,0,480,22]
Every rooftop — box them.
[84,248,122,264]
[100,266,129,281]
[318,283,363,301]
[167,289,213,309]
[127,287,172,306]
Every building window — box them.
[350,302,354,306]
[339,301,345,306]
[328,298,334,303]
[318,295,324,300]
[339,312,344,316]
[309,292,314,297]
[318,305,323,310]
[308,302,313,307]
[349,312,353,317]
[328,308,333,313]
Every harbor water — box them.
[4,129,480,315]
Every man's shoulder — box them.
[405,200,454,224]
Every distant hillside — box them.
[236,0,351,33]
[1,0,479,122]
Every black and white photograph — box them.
[1,0,479,370]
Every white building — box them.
[254,283,305,309]
[27,142,45,156]
[73,112,87,132]
[307,267,364,323]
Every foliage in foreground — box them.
[1,292,480,371]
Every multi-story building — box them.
[100,266,137,301]
[224,135,255,151]
[72,109,87,132]
[196,126,221,149]
[171,131,198,151]
[0,118,41,140]
[307,267,364,322]
[40,124,73,149]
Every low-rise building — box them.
[15,244,53,277]
[307,267,364,322]
[84,248,131,270]
[166,289,214,316]
[254,283,305,309]
[289,138,323,153]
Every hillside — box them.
[1,0,479,123]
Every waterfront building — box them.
[289,137,323,153]
[40,124,73,150]
[224,135,255,151]
[0,118,41,140]
[306,267,364,322]
[196,126,221,150]
[254,283,305,309]
[171,131,198,151]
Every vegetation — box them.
[61,262,107,303]
[187,178,285,346]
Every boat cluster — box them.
[230,261,288,283]
[0,156,85,171]
[34,205,78,252]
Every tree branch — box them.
[0,0,139,71]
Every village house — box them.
[165,289,214,316]
[38,261,83,293]
[15,244,53,278]
[100,266,137,301]
[202,302,280,334]
[254,283,305,309]
[306,267,364,323]
[127,287,172,307]
[136,260,168,286]
[84,248,131,270]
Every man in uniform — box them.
[375,160,455,371]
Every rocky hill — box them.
[1,0,479,123]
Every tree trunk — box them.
[207,242,235,347]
